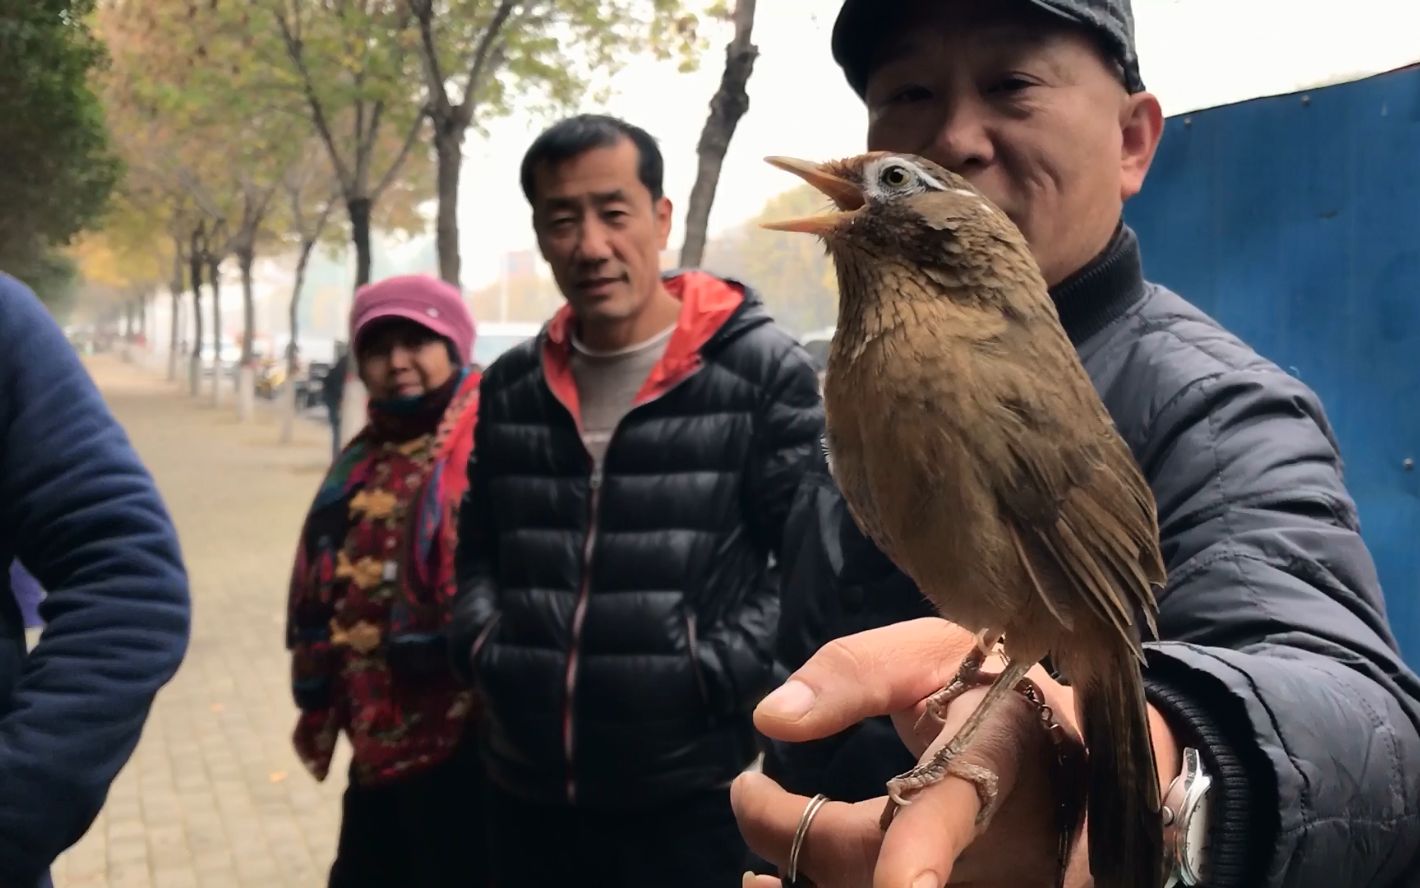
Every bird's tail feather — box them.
[1081,659,1164,888]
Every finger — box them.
[755,618,977,741]
[874,776,981,888]
[882,696,1004,881]
[730,771,881,885]
[742,875,782,888]
[880,689,1064,888]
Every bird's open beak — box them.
[760,156,864,235]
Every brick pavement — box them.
[51,357,351,888]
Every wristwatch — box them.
[1162,746,1213,887]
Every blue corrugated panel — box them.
[1125,65,1420,663]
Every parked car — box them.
[197,340,242,378]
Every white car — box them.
[197,340,243,377]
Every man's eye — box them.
[887,85,932,104]
[989,75,1036,95]
[548,217,575,229]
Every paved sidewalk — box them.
[50,357,350,888]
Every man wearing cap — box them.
[286,274,490,887]
[449,114,824,886]
[732,2,1420,887]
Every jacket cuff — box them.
[1144,652,1271,888]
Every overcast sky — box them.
[445,0,1420,290]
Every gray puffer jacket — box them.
[765,225,1420,887]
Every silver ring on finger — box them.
[787,793,829,887]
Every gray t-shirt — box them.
[569,323,676,469]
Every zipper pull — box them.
[589,469,603,491]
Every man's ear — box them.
[1120,91,1164,201]
[655,196,674,249]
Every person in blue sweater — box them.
[0,273,191,888]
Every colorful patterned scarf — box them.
[286,367,481,785]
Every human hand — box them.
[732,618,1181,888]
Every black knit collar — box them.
[1050,222,1148,346]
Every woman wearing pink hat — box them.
[284,274,488,886]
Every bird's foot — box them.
[880,750,1003,831]
[912,649,996,736]
[912,632,1004,735]
[883,669,1058,834]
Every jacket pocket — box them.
[385,634,450,680]
[683,610,713,718]
[469,611,502,680]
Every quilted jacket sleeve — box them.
[449,372,500,683]
[0,277,191,887]
[1134,359,1420,888]
[692,338,825,717]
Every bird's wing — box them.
[981,340,1164,658]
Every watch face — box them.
[1186,812,1208,860]
[1181,781,1211,883]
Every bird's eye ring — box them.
[880,164,911,188]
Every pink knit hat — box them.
[350,274,477,364]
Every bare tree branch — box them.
[681,0,759,269]
[372,109,427,202]
[272,5,354,191]
[408,0,452,118]
[454,0,518,127]
[356,98,385,186]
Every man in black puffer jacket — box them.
[450,114,823,887]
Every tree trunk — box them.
[168,290,181,381]
[188,238,204,398]
[238,246,257,365]
[235,247,257,419]
[209,258,223,406]
[339,354,365,449]
[349,197,373,288]
[281,240,316,446]
[434,127,463,286]
[168,237,184,381]
[680,0,759,270]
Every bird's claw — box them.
[884,670,1055,833]
[880,758,1003,830]
[912,646,999,734]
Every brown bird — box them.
[763,151,1166,888]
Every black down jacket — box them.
[764,227,1420,887]
[452,270,824,808]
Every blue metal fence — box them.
[1124,65,1420,662]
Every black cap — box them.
[831,0,1146,98]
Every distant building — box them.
[504,249,539,280]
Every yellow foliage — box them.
[702,183,840,336]
[69,230,166,291]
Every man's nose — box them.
[925,100,995,175]
[574,218,614,263]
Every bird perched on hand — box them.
[763,151,1166,888]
